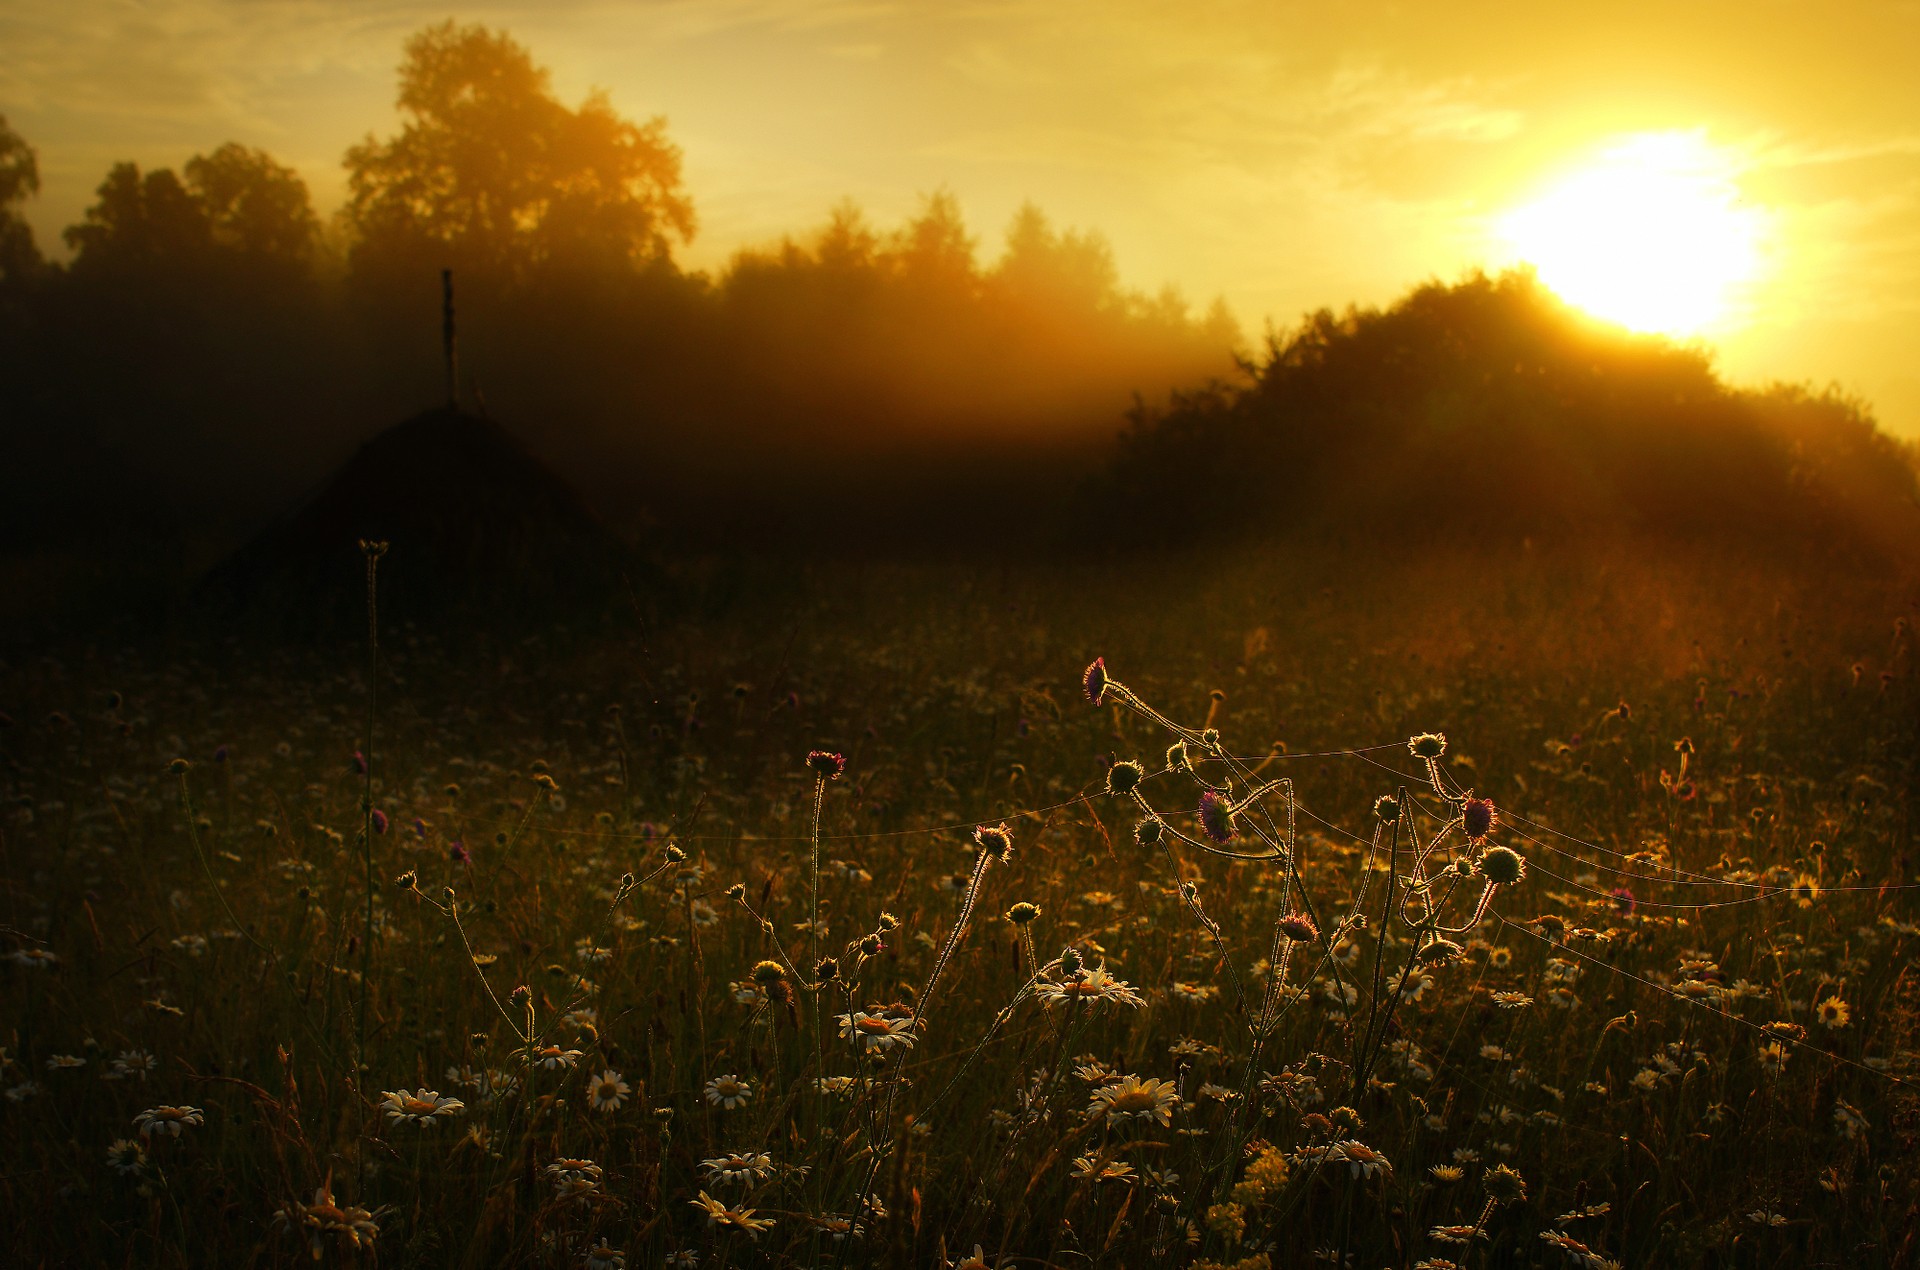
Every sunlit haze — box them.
[3,1,1919,433]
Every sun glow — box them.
[1498,132,1769,337]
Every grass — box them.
[0,541,1914,1268]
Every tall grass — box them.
[0,543,1913,1268]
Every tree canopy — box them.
[0,116,43,284]
[343,22,695,282]
[63,146,316,277]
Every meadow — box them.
[1,542,1914,1269]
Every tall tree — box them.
[344,21,695,281]
[184,143,318,262]
[0,116,43,284]
[63,163,213,273]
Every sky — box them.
[5,0,1919,436]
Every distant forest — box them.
[0,22,1238,565]
[1,21,1915,588]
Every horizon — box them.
[4,2,1918,437]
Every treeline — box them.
[0,22,1237,565]
[1086,271,1920,565]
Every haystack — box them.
[203,407,640,631]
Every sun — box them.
[1497,132,1768,337]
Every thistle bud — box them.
[1082,657,1110,705]
[973,823,1014,864]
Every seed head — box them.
[858,934,884,957]
[751,960,786,985]
[168,758,191,776]
[814,957,840,983]
[1408,733,1447,760]
[1462,798,1496,843]
[1166,741,1192,773]
[1417,938,1464,967]
[1134,818,1163,847]
[1196,790,1236,844]
[1373,794,1401,823]
[1478,846,1527,886]
[664,844,687,863]
[1059,946,1084,975]
[1106,760,1144,796]
[806,750,846,779]
[1005,902,1042,926]
[1482,1163,1527,1205]
[1278,913,1319,942]
[725,883,747,902]
[876,912,898,931]
[974,823,1014,864]
[1083,658,1110,705]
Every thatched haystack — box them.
[203,407,642,631]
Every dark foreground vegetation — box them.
[0,540,1916,1268]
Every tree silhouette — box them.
[994,203,1119,315]
[0,115,40,285]
[343,21,695,282]
[183,143,318,263]
[64,163,213,273]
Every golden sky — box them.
[5,0,1918,435]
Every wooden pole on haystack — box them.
[442,268,459,410]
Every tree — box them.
[994,203,1119,313]
[890,189,976,291]
[344,22,695,281]
[0,116,43,284]
[183,143,318,261]
[64,163,213,272]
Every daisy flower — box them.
[1070,1155,1137,1184]
[700,1151,775,1186]
[1325,1139,1391,1179]
[705,1074,753,1110]
[691,1190,776,1236]
[381,1088,466,1126]
[583,1242,625,1270]
[105,1138,148,1176]
[585,1069,630,1113]
[544,1158,603,1198]
[1088,1075,1180,1127]
[1037,966,1146,1009]
[274,1182,380,1260]
[532,1045,584,1070]
[838,1010,919,1053]
[109,1049,157,1080]
[1815,995,1850,1029]
[134,1105,205,1138]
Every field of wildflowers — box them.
[1,545,1914,1268]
